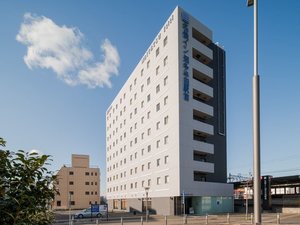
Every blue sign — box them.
[181,11,190,101]
[91,204,99,213]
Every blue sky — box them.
[1,0,300,194]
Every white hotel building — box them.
[106,7,233,215]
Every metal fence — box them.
[54,213,300,225]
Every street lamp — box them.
[247,0,261,224]
[144,187,150,222]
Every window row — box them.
[106,36,168,122]
[107,155,169,181]
[107,135,169,172]
[107,105,169,152]
[69,181,98,185]
[107,75,169,136]
[69,171,98,176]
[107,174,170,193]
[85,191,98,195]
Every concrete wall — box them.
[152,197,174,215]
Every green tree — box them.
[0,138,57,225]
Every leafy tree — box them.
[0,138,57,225]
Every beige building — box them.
[53,154,100,209]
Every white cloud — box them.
[78,39,120,88]
[16,13,120,88]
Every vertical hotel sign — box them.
[181,11,190,101]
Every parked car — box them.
[74,207,104,219]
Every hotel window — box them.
[147,128,151,136]
[165,175,169,184]
[147,94,151,102]
[85,182,90,185]
[69,171,74,175]
[164,155,169,164]
[130,113,132,119]
[156,47,159,57]
[141,85,144,92]
[156,103,160,112]
[130,183,133,189]
[157,177,161,185]
[148,179,151,186]
[164,116,169,125]
[157,158,160,167]
[135,167,137,174]
[141,164,145,171]
[124,119,126,125]
[130,98,132,105]
[134,78,137,85]
[164,56,168,66]
[156,140,160,148]
[130,84,132,91]
[141,148,145,155]
[156,84,160,93]
[134,93,137,100]
[147,77,150,85]
[134,108,137,114]
[142,180,145,187]
[147,60,150,68]
[164,76,168,86]
[135,137,137,144]
[148,162,151,169]
[141,117,144,124]
[123,93,126,99]
[147,145,151,152]
[164,96,168,105]
[69,191,74,195]
[156,121,160,130]
[147,111,151,119]
[130,127,133,133]
[156,66,159,75]
[163,36,168,46]
[123,106,126,112]
[141,100,144,108]
[71,201,75,205]
[85,172,89,176]
[130,169,133,175]
[164,135,169,144]
[141,69,144,77]
[134,123,137,129]
[85,191,90,195]
[135,182,137,188]
[141,132,144,139]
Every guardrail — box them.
[53,213,300,225]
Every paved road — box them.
[53,212,300,225]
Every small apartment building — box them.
[53,154,100,209]
[106,7,233,215]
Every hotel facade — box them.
[106,7,233,215]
